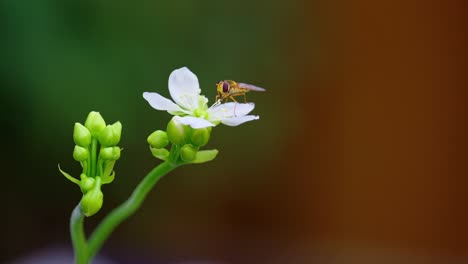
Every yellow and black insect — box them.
[215,80,266,103]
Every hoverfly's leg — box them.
[229,96,238,103]
[229,96,239,117]
[243,94,247,103]
[211,100,221,108]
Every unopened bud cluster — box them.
[60,111,122,216]
[147,116,218,165]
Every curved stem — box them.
[70,203,88,264]
[87,161,176,261]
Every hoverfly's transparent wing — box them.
[238,83,266,92]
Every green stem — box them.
[86,161,176,261]
[90,138,98,177]
[70,203,88,264]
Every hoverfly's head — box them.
[216,80,230,95]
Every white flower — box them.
[143,67,260,129]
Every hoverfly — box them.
[215,80,266,104]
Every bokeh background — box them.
[1,0,467,263]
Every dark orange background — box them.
[286,0,468,259]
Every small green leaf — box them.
[102,160,116,179]
[101,171,115,185]
[151,147,170,161]
[191,149,218,164]
[58,164,80,185]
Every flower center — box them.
[193,108,208,118]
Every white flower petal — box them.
[177,116,216,129]
[143,92,188,115]
[221,115,259,126]
[208,102,255,121]
[168,67,201,111]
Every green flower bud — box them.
[180,144,197,162]
[167,116,189,145]
[80,187,103,217]
[150,147,169,161]
[98,121,122,147]
[73,145,89,162]
[80,174,95,193]
[73,123,91,147]
[84,111,106,137]
[190,127,211,147]
[147,130,169,148]
[100,146,121,161]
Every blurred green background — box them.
[1,0,306,263]
[2,0,467,263]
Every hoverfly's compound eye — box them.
[222,81,229,93]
